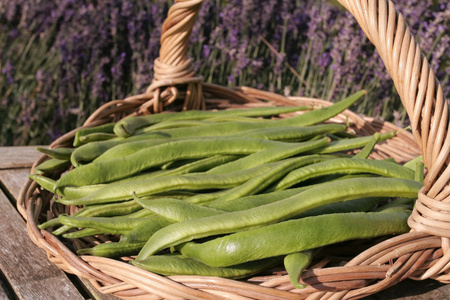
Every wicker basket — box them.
[18,0,449,299]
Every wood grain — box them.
[0,146,45,169]
[0,190,84,300]
[0,169,32,201]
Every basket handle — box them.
[156,0,449,236]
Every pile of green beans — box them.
[32,90,424,288]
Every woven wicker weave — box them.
[18,0,449,299]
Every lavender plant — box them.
[1,0,448,146]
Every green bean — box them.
[58,211,153,235]
[38,217,63,230]
[131,254,283,279]
[136,177,422,260]
[78,241,146,258]
[34,158,71,175]
[270,157,415,192]
[136,116,269,132]
[284,251,313,289]
[208,186,317,211]
[309,131,396,154]
[373,197,416,212]
[56,138,295,189]
[232,124,346,142]
[30,174,58,194]
[57,168,203,200]
[62,228,105,239]
[50,199,143,235]
[55,158,291,205]
[35,147,74,160]
[177,209,411,267]
[415,161,425,183]
[114,105,312,137]
[295,197,384,218]
[70,131,173,166]
[71,136,170,167]
[136,197,225,223]
[210,155,332,203]
[137,193,383,225]
[77,216,172,257]
[73,123,116,147]
[77,133,117,145]
[134,91,364,138]
[120,216,173,243]
[205,136,330,175]
[353,133,380,159]
[74,92,360,165]
[403,155,423,170]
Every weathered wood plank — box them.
[0,169,32,201]
[0,190,84,300]
[0,146,45,169]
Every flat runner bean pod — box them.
[176,209,411,267]
[79,241,146,258]
[57,170,204,200]
[77,133,117,145]
[58,211,153,235]
[205,137,331,175]
[353,133,380,159]
[131,254,283,279]
[55,158,288,205]
[73,123,116,147]
[35,147,74,160]
[62,228,105,239]
[234,124,346,142]
[134,91,365,137]
[34,158,71,175]
[270,157,416,191]
[284,251,314,289]
[77,216,173,257]
[136,197,225,222]
[136,194,382,224]
[95,124,341,165]
[56,138,299,189]
[114,105,313,137]
[309,131,396,155]
[50,199,143,235]
[120,216,173,243]
[136,177,422,260]
[71,136,171,167]
[210,155,332,203]
[136,116,268,132]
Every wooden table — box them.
[0,146,448,299]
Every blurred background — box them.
[1,0,448,146]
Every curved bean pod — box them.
[58,211,153,235]
[55,159,286,205]
[206,136,331,175]
[56,138,295,190]
[114,105,312,137]
[35,147,74,160]
[284,251,314,289]
[136,177,422,260]
[135,91,364,137]
[73,123,116,147]
[177,209,411,267]
[131,254,283,279]
[71,136,170,167]
[271,157,415,191]
[34,158,71,175]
